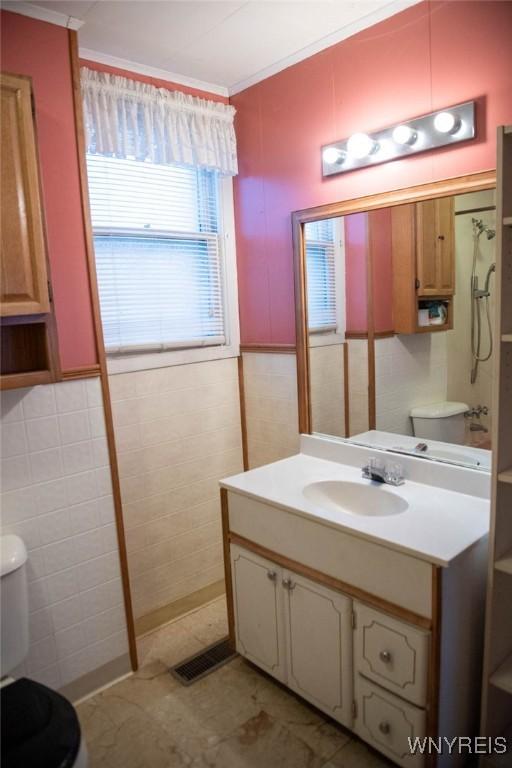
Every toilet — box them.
[410,401,469,445]
[0,535,87,768]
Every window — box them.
[87,155,236,364]
[304,219,337,332]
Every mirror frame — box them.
[292,169,496,435]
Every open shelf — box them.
[498,468,512,485]
[495,550,512,576]
[503,216,512,227]
[0,317,58,390]
[491,655,512,696]
[502,334,512,342]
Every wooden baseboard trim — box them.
[135,580,226,636]
[229,532,432,630]
[61,364,101,380]
[240,344,296,354]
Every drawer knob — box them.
[379,721,391,735]
[267,570,277,582]
[379,650,392,664]
[282,577,295,590]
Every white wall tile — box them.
[58,411,90,445]
[22,386,56,420]
[39,509,72,546]
[1,421,27,457]
[25,416,60,453]
[29,448,63,484]
[1,455,31,491]
[0,380,128,690]
[55,380,88,414]
[110,357,243,619]
[62,441,94,476]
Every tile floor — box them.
[77,596,391,768]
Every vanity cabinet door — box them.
[283,570,353,728]
[1,73,50,317]
[230,544,287,683]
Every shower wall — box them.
[447,190,496,440]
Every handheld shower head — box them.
[484,262,496,293]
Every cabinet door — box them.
[283,570,353,728]
[415,199,438,296]
[230,544,287,682]
[416,198,454,297]
[434,196,455,295]
[1,73,50,316]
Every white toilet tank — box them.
[410,402,468,445]
[1,535,29,676]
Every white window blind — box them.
[87,154,225,354]
[304,219,337,332]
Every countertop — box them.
[220,450,490,567]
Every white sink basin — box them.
[303,480,409,517]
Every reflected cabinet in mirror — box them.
[293,171,496,471]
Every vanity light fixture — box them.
[392,124,417,146]
[433,111,461,134]
[321,100,475,177]
[346,132,378,159]
[322,146,345,165]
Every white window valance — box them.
[80,67,238,176]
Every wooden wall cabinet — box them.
[1,72,59,389]
[391,197,454,334]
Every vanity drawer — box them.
[355,676,426,768]
[354,602,430,707]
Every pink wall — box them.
[232,0,512,344]
[1,10,98,370]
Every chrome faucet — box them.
[362,457,405,486]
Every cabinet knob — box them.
[379,721,391,735]
[438,234,445,240]
[282,577,295,590]
[379,650,392,664]
[267,570,277,582]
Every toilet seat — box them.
[1,678,82,768]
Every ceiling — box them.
[23,0,420,94]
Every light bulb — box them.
[433,111,460,134]
[346,132,378,159]
[392,124,417,146]
[322,146,345,165]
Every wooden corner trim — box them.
[68,29,138,672]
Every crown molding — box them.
[79,48,229,98]
[2,1,84,29]
[228,0,421,95]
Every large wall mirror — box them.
[293,171,496,471]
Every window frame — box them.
[305,218,346,348]
[90,173,240,375]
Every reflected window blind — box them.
[87,155,225,354]
[304,219,337,332]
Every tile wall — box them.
[109,357,243,620]
[375,334,448,436]
[242,352,300,469]
[347,340,370,437]
[309,344,345,438]
[0,379,129,690]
